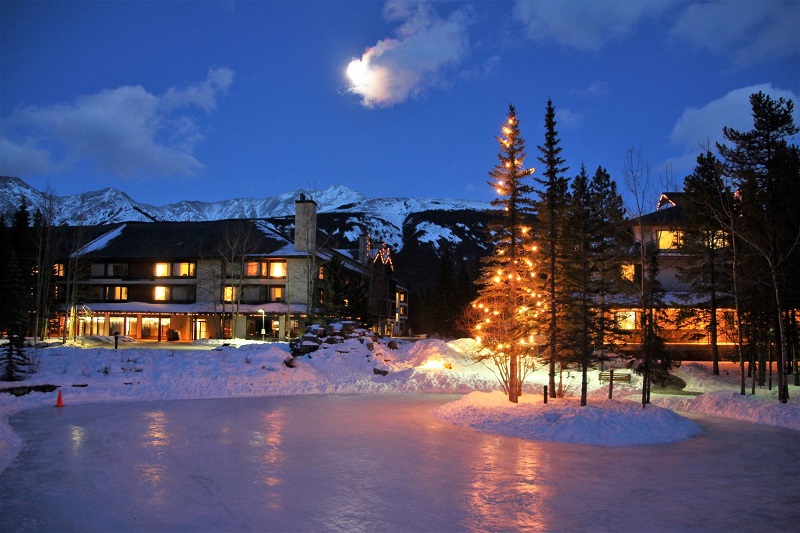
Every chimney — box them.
[294,195,317,253]
[358,234,370,265]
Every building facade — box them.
[51,197,408,342]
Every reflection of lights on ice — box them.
[70,425,85,452]
[422,360,444,370]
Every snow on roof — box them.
[73,224,126,257]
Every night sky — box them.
[1,0,797,208]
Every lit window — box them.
[318,265,325,280]
[246,262,260,277]
[711,231,727,248]
[269,261,287,278]
[398,293,406,302]
[53,263,65,277]
[270,286,283,302]
[621,264,635,282]
[223,286,237,302]
[172,262,195,277]
[616,311,637,331]
[154,286,168,301]
[657,230,682,250]
[109,287,128,301]
[155,263,170,277]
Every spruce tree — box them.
[469,104,538,402]
[678,151,731,375]
[717,92,800,402]
[1,249,31,381]
[588,165,629,357]
[534,99,570,398]
[561,165,597,405]
[318,256,366,322]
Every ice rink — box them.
[2,394,798,532]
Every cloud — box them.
[670,1,799,66]
[0,67,233,179]
[556,107,584,129]
[0,136,58,175]
[512,0,797,66]
[512,0,675,50]
[670,84,799,151]
[667,84,800,173]
[571,81,610,98]
[346,0,472,108]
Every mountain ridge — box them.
[0,176,496,290]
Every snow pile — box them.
[652,362,800,431]
[2,339,799,473]
[434,391,702,446]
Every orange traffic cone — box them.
[55,389,64,408]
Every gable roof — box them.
[630,192,686,226]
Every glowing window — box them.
[172,262,195,277]
[109,287,128,301]
[270,286,283,302]
[155,263,170,277]
[269,261,287,278]
[154,286,168,301]
[657,230,682,250]
[616,311,637,331]
[621,264,635,282]
[53,263,65,277]
[223,286,237,302]
[246,262,260,277]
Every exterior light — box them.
[258,308,266,341]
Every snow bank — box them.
[434,391,702,446]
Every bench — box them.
[599,370,632,383]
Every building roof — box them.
[54,219,289,260]
[630,192,686,226]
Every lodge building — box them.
[616,192,737,360]
[50,196,409,342]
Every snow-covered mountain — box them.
[1,176,495,289]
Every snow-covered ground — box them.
[2,336,799,474]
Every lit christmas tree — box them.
[467,105,543,403]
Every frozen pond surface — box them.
[2,394,799,532]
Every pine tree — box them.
[561,165,597,405]
[1,249,31,381]
[637,242,670,405]
[560,164,629,406]
[468,104,538,403]
[678,151,731,375]
[588,165,629,357]
[534,99,570,398]
[318,255,369,323]
[717,92,800,403]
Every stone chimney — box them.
[294,194,317,253]
[358,234,370,265]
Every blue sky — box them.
[1,0,798,209]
